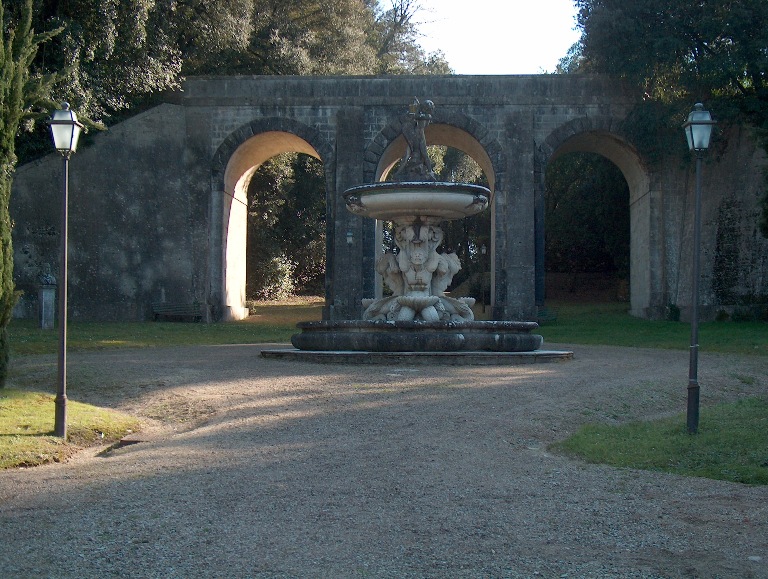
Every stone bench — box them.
[151,302,203,322]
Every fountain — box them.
[263,99,572,364]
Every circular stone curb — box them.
[260,349,574,365]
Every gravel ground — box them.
[0,343,766,578]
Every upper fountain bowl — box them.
[344,181,491,223]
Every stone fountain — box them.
[264,99,572,363]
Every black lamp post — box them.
[480,244,487,313]
[49,103,84,439]
[682,102,715,435]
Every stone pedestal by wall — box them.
[38,285,56,330]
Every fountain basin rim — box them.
[296,320,539,331]
[290,319,544,352]
[344,182,492,221]
[344,181,491,197]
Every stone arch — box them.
[536,116,657,316]
[210,118,334,320]
[362,111,504,301]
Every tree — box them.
[170,0,379,76]
[576,0,768,104]
[574,0,768,235]
[156,0,450,77]
[432,146,489,290]
[246,153,326,299]
[0,0,60,386]
[31,0,182,122]
[367,0,451,74]
[16,0,182,164]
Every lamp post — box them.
[480,244,487,313]
[49,103,84,439]
[682,103,715,435]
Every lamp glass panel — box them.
[684,107,713,151]
[690,120,712,150]
[50,109,83,153]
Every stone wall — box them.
[660,126,768,320]
[9,75,768,322]
[12,104,207,320]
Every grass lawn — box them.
[551,397,768,485]
[0,389,140,468]
[537,301,767,356]
[7,296,325,356]
[7,298,766,357]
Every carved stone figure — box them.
[362,218,474,322]
[39,263,56,286]
[393,98,437,182]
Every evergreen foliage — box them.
[246,153,326,298]
[574,0,768,236]
[0,0,60,386]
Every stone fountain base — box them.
[259,319,574,365]
[290,320,544,352]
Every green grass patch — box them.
[7,300,765,356]
[0,389,141,469]
[551,397,768,485]
[538,301,767,356]
[8,297,324,356]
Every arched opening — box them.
[222,131,323,320]
[544,131,650,315]
[246,153,326,301]
[373,124,495,316]
[544,152,630,302]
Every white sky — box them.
[414,0,581,75]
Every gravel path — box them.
[0,343,766,578]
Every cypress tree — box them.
[0,1,59,386]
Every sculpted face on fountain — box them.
[365,219,472,322]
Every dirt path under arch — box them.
[1,343,766,577]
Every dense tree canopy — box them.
[246,153,326,299]
[573,0,768,235]
[25,0,448,126]
[576,0,768,105]
[171,0,377,76]
[33,0,181,121]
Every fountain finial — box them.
[393,98,437,182]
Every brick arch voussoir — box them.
[535,115,629,175]
[211,117,334,191]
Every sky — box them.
[414,0,581,75]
